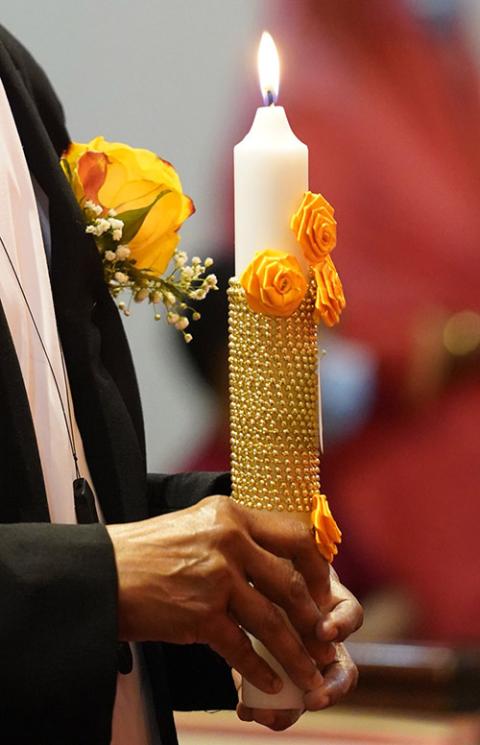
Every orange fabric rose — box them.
[311,494,342,563]
[313,255,346,327]
[240,249,308,318]
[291,191,337,265]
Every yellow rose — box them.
[311,494,342,563]
[313,255,346,327]
[240,249,308,318]
[62,136,194,275]
[291,191,337,265]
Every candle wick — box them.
[266,89,275,106]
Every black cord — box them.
[1,232,133,673]
[60,351,80,477]
[0,232,81,479]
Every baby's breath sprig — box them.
[83,200,217,342]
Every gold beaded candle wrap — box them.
[228,277,320,523]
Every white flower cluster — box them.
[105,245,131,263]
[167,312,192,343]
[174,252,217,296]
[159,250,218,341]
[83,201,217,342]
[85,213,124,242]
[84,200,103,216]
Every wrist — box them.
[106,523,137,641]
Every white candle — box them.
[233,31,310,711]
[234,32,308,277]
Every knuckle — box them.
[210,493,231,510]
[204,493,230,519]
[289,570,307,601]
[210,494,236,525]
[294,522,312,550]
[210,520,241,552]
[298,651,318,679]
[211,557,232,585]
[230,634,257,670]
[264,604,285,633]
[236,631,254,657]
[209,500,247,553]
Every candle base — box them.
[242,634,304,710]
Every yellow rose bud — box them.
[240,249,308,318]
[312,255,346,327]
[62,136,195,276]
[291,191,337,265]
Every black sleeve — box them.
[146,471,231,516]
[145,471,237,712]
[0,523,118,744]
[144,640,237,713]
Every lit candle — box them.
[232,31,311,711]
[234,32,309,277]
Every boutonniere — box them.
[61,136,217,341]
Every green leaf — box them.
[116,189,171,244]
[60,157,72,182]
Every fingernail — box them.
[305,689,331,711]
[318,621,338,641]
[317,695,330,709]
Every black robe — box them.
[0,25,236,745]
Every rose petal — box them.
[291,191,337,265]
[78,151,109,205]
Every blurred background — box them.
[3,0,480,741]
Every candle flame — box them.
[258,31,280,106]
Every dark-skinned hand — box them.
[107,495,362,708]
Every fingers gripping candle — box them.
[229,32,339,711]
